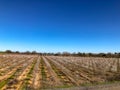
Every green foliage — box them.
[0,80,7,89]
[41,58,47,81]
[22,60,36,89]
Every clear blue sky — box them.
[0,0,120,53]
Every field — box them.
[0,54,120,90]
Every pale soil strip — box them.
[0,57,15,66]
[44,83,120,90]
[43,57,62,86]
[2,58,34,90]
[0,59,16,72]
[46,57,79,86]
[1,65,25,90]
[0,67,18,82]
[17,58,35,81]
[16,60,35,90]
[0,59,26,82]
[0,59,25,82]
[0,59,24,76]
[32,56,41,89]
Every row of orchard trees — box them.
[0,50,120,58]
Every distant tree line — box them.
[49,52,120,58]
[0,50,120,58]
[0,50,40,55]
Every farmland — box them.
[0,54,120,90]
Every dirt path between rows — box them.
[44,82,120,90]
[43,57,62,86]
[33,56,41,89]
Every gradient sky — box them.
[0,0,120,53]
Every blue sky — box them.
[0,0,120,53]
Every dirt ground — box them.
[44,83,120,90]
